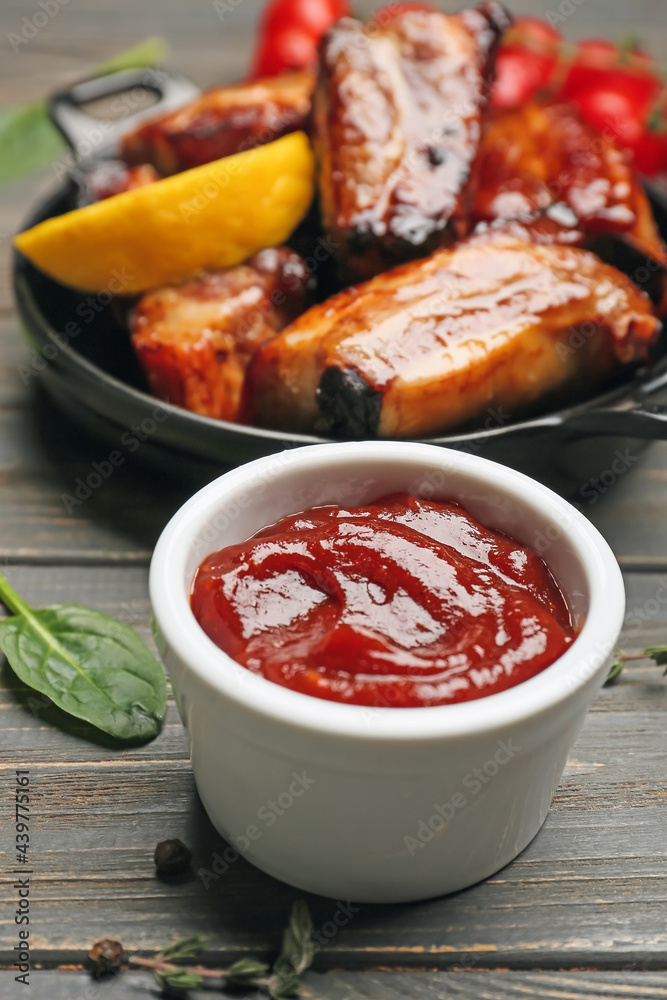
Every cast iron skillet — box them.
[12,68,667,491]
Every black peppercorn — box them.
[154,838,193,875]
[89,939,124,978]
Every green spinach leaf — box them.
[0,572,166,741]
[0,37,168,186]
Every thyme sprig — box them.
[606,645,667,685]
[130,899,314,998]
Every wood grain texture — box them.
[3,385,667,564]
[0,570,665,967]
[0,393,194,565]
[4,970,667,1000]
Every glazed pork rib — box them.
[74,161,160,205]
[130,248,308,423]
[312,2,511,283]
[246,229,660,439]
[121,71,314,175]
[472,101,667,269]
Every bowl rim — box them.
[149,440,625,741]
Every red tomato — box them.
[573,83,648,147]
[492,17,563,109]
[577,36,654,72]
[552,34,667,175]
[569,72,659,143]
[559,37,656,103]
[504,16,563,50]
[634,127,667,176]
[250,0,350,78]
[492,47,554,109]
[261,0,340,37]
[628,92,667,176]
[252,27,319,77]
[327,0,349,15]
[568,75,667,176]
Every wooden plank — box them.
[583,444,667,569]
[0,0,260,101]
[0,397,195,565]
[0,569,666,967]
[0,320,31,406]
[1,756,664,968]
[4,970,667,1000]
[0,407,666,565]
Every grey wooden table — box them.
[1,1,667,997]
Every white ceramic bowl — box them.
[150,441,625,903]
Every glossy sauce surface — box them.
[247,232,659,438]
[312,6,508,282]
[191,493,576,707]
[472,101,667,267]
[131,247,308,422]
[121,71,314,175]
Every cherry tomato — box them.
[252,27,319,77]
[492,17,563,109]
[573,82,649,147]
[568,75,667,176]
[505,16,563,50]
[327,0,349,16]
[559,37,656,103]
[261,0,340,37]
[636,92,667,175]
[634,126,667,176]
[250,0,350,78]
[578,37,654,73]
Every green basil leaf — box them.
[0,36,168,186]
[0,603,166,741]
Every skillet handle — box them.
[566,368,667,439]
[48,67,200,160]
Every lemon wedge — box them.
[15,132,314,293]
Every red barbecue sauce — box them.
[191,493,576,707]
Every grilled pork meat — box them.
[468,206,667,312]
[131,248,308,422]
[472,102,667,268]
[312,2,511,283]
[246,229,660,439]
[75,160,160,206]
[121,71,314,175]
